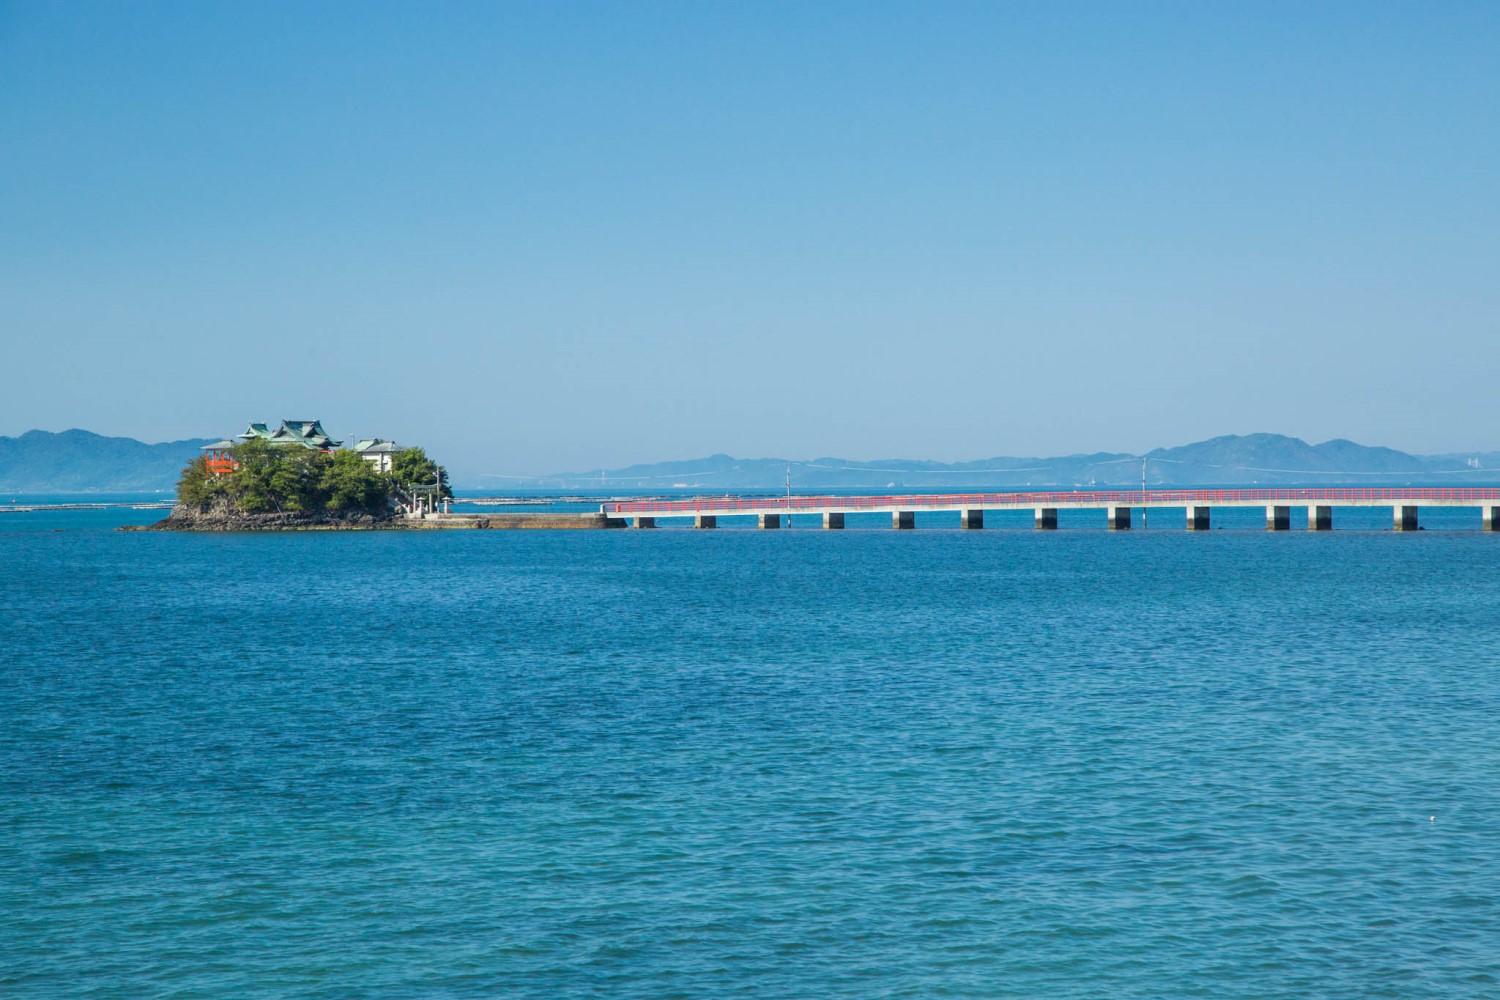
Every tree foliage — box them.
[322,450,389,513]
[173,437,444,517]
[389,446,452,499]
[226,438,284,512]
[176,455,218,509]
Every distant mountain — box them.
[5,429,1497,494]
[518,434,1497,490]
[1145,434,1429,477]
[0,429,213,493]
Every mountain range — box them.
[526,434,1500,490]
[0,430,213,493]
[2,429,1497,493]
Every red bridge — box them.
[604,487,1500,531]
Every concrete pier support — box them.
[1186,506,1211,531]
[1266,506,1291,531]
[960,509,984,529]
[1035,507,1058,530]
[893,510,915,530]
[1309,506,1333,531]
[1485,507,1500,532]
[1106,506,1131,530]
[1394,505,1419,531]
[757,513,781,530]
[634,516,656,529]
[823,512,845,530]
[693,515,716,529]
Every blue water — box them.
[3,510,1499,997]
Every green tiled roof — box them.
[234,419,342,449]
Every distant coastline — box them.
[6,429,1500,493]
[517,433,1500,490]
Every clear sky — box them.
[4,1,1498,480]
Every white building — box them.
[354,439,401,474]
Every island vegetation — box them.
[163,439,451,529]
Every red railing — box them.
[605,487,1500,516]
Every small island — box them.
[145,419,451,530]
[139,418,621,530]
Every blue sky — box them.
[3,2,1497,479]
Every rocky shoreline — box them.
[125,506,626,531]
[127,505,398,531]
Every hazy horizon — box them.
[6,423,1500,477]
[6,426,1499,491]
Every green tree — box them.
[173,436,444,519]
[224,438,281,512]
[269,448,329,512]
[389,446,452,499]
[175,455,223,509]
[321,450,391,514]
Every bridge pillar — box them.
[757,513,781,530]
[634,516,656,529]
[893,511,915,530]
[1186,506,1211,531]
[1266,506,1291,530]
[1485,507,1500,532]
[1106,506,1131,530]
[1035,507,1058,530]
[823,512,845,530]
[694,515,716,529]
[960,509,984,529]
[1309,506,1333,531]
[1394,505,1419,531]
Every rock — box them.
[145,500,400,531]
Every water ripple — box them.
[2,527,1499,996]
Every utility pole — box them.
[786,461,792,527]
[1141,457,1148,529]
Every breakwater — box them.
[3,500,174,513]
[406,513,626,529]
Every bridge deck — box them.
[605,487,1500,519]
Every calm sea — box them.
[3,502,1499,997]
